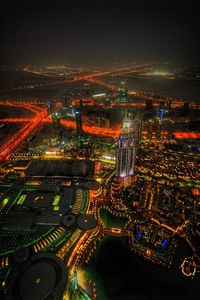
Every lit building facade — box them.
[75,99,83,135]
[133,115,143,141]
[116,111,136,180]
[115,132,136,178]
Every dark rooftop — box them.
[25,159,94,178]
[3,212,35,231]
[13,160,31,169]
[77,214,97,230]
[23,191,54,209]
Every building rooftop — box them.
[77,214,97,230]
[3,212,35,231]
[23,191,54,209]
[25,159,94,177]
[5,253,67,300]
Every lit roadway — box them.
[0,108,199,296]
[0,102,47,161]
[1,115,200,141]
[13,65,200,110]
[0,64,200,160]
[0,67,199,297]
[6,64,154,92]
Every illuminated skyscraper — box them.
[47,100,62,144]
[115,132,136,178]
[133,114,143,141]
[115,86,128,102]
[75,99,83,135]
[51,116,62,144]
[116,110,136,181]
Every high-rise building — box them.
[48,100,62,144]
[166,100,172,110]
[159,101,165,109]
[115,88,129,102]
[182,102,189,116]
[101,117,110,128]
[75,100,83,135]
[115,132,136,178]
[116,110,136,180]
[47,101,54,115]
[133,115,143,141]
[51,116,62,144]
[63,94,73,107]
[66,106,75,117]
[146,99,153,110]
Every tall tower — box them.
[133,114,143,141]
[48,100,62,145]
[53,118,62,143]
[116,82,128,103]
[75,99,83,135]
[116,110,136,185]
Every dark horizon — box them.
[0,0,200,67]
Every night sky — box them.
[0,0,199,67]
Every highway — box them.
[12,65,199,110]
[0,64,200,160]
[0,113,200,145]
[1,115,200,139]
[0,102,47,161]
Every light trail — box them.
[0,116,199,139]
[0,118,33,122]
[0,102,47,160]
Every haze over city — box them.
[1,0,200,67]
